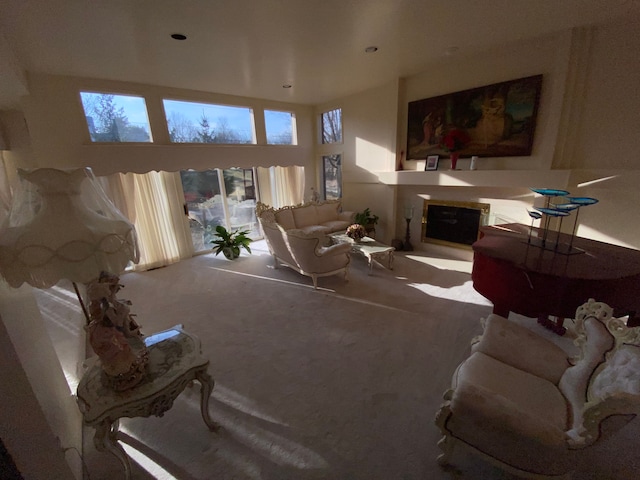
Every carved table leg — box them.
[434,389,456,467]
[367,254,374,275]
[436,434,457,466]
[195,369,221,432]
[94,420,132,480]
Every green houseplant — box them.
[354,208,379,235]
[211,225,252,260]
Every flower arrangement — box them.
[346,223,366,241]
[440,127,471,152]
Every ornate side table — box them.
[76,325,219,479]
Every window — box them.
[323,154,342,200]
[163,100,256,144]
[264,110,297,145]
[321,108,342,144]
[181,168,259,253]
[80,92,152,142]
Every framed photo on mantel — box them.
[406,74,543,160]
[425,155,439,171]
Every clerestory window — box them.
[80,92,152,143]
[163,100,256,144]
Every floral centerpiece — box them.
[440,127,471,170]
[346,223,367,241]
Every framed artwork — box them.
[425,155,439,171]
[406,74,543,160]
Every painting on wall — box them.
[406,75,543,160]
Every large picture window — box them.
[322,154,342,200]
[80,92,152,142]
[321,108,342,144]
[164,100,256,144]
[181,168,258,252]
[264,110,297,145]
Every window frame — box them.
[264,109,298,145]
[322,153,342,200]
[320,107,343,145]
[162,98,257,145]
[79,90,153,144]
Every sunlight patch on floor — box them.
[404,254,473,274]
[212,384,288,425]
[121,443,178,480]
[407,279,492,307]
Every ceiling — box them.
[1,0,639,109]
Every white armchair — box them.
[258,217,351,289]
[435,299,640,478]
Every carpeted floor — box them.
[37,240,640,479]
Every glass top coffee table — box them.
[330,233,394,274]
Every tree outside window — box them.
[80,92,152,142]
[323,154,342,200]
[321,108,342,144]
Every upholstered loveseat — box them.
[435,299,640,478]
[256,201,352,288]
[255,200,355,236]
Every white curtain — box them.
[257,166,305,208]
[98,166,305,270]
[101,171,193,271]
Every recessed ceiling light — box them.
[282,84,292,89]
[171,33,187,41]
[365,46,378,53]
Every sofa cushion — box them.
[274,208,296,230]
[315,201,340,224]
[321,220,351,233]
[473,314,569,385]
[298,224,331,237]
[292,205,319,228]
[448,352,569,474]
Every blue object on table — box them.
[533,207,571,217]
[531,188,570,196]
[567,197,599,206]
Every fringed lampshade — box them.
[0,167,147,391]
[0,167,138,288]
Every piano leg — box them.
[537,315,566,336]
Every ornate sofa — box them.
[255,200,355,236]
[435,299,640,478]
[256,202,352,288]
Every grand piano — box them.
[471,224,640,334]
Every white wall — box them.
[0,285,81,479]
[316,81,399,243]
[331,20,640,250]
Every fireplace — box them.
[421,200,490,249]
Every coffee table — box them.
[330,233,394,274]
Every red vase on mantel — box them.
[450,152,459,170]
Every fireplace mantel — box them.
[376,170,571,189]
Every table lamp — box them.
[0,167,148,390]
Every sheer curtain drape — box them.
[100,171,193,271]
[99,165,305,270]
[257,166,305,208]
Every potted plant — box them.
[354,208,379,235]
[210,225,252,260]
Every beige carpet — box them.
[37,240,640,479]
